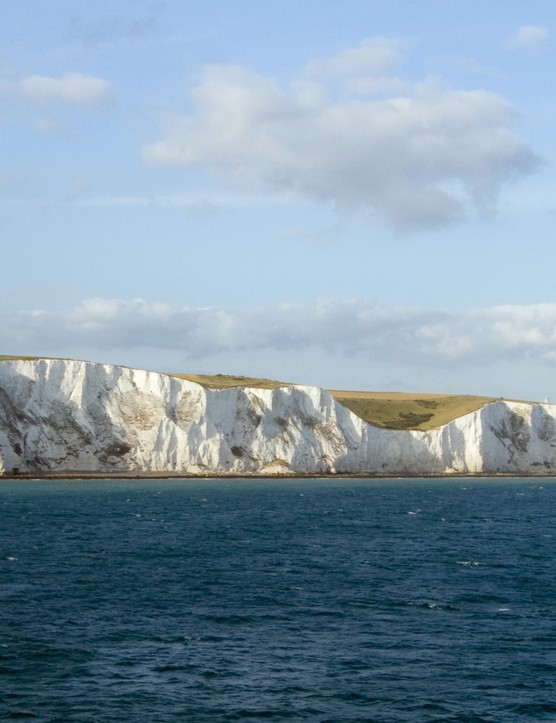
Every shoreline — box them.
[2,470,556,481]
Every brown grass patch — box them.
[328,390,496,430]
[169,373,292,390]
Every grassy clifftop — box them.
[171,373,289,390]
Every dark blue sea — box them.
[1,477,556,722]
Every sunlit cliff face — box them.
[1,358,555,476]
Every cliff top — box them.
[0,356,506,431]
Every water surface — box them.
[1,477,555,721]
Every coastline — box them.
[3,359,556,482]
[2,470,556,481]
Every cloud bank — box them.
[4,298,556,369]
[143,38,540,229]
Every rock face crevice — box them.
[1,359,555,476]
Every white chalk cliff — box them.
[1,358,556,476]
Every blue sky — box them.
[2,0,556,400]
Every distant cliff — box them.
[1,358,556,476]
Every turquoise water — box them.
[1,477,556,721]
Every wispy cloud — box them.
[4,298,556,369]
[510,25,549,50]
[0,73,114,106]
[67,9,159,46]
[78,190,293,209]
[35,117,71,136]
[304,36,408,95]
[143,37,540,230]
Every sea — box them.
[1,477,555,722]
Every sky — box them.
[2,0,556,400]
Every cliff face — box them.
[1,358,555,476]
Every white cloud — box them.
[0,73,114,106]
[511,25,549,50]
[143,39,539,230]
[4,298,556,372]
